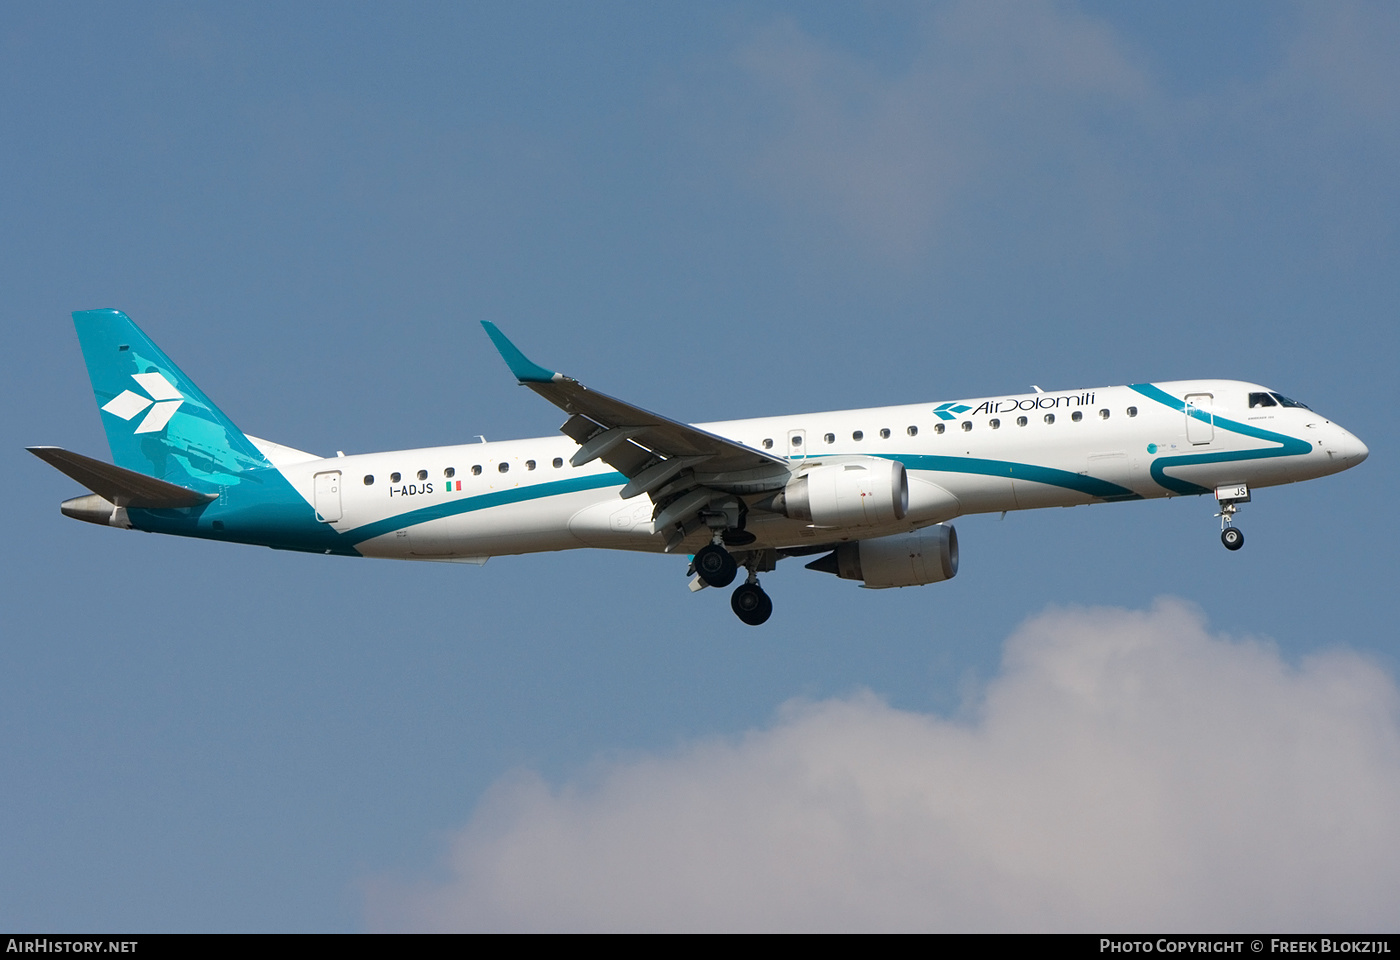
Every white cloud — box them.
[706,1,1400,270]
[367,598,1400,931]
[720,1,1157,260]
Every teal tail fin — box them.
[73,309,270,491]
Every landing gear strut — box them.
[685,499,774,622]
[1214,483,1250,552]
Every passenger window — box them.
[989,419,1000,429]
[879,428,890,439]
[471,465,482,476]
[1017,416,1028,427]
[363,475,374,485]
[961,421,972,432]
[1071,411,1083,422]
[934,424,945,435]
[1044,414,1055,424]
[1099,409,1110,420]
[390,472,402,483]
[853,430,864,441]
[526,460,536,470]
[762,438,773,450]
[553,457,564,468]
[417,469,428,481]
[1127,406,1138,418]
[907,425,918,437]
[498,462,509,473]
[824,433,835,444]
[791,436,803,447]
[444,467,455,478]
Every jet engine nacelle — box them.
[780,458,908,527]
[805,524,959,588]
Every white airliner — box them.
[31,309,1368,624]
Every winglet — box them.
[481,322,559,383]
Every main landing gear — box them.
[731,580,773,626]
[690,540,775,626]
[1214,483,1250,552]
[693,542,737,588]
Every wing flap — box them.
[28,446,217,508]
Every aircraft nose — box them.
[1347,434,1369,464]
[1334,427,1368,465]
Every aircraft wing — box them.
[482,323,788,504]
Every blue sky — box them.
[3,1,1397,931]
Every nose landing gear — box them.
[1214,483,1250,551]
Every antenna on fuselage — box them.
[1031,385,1044,394]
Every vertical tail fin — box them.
[73,309,270,490]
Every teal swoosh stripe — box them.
[345,471,625,543]
[1129,383,1312,495]
[892,454,1140,501]
[348,451,1139,546]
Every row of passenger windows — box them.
[362,456,567,486]
[361,404,1150,486]
[757,407,1139,447]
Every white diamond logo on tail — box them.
[102,390,152,420]
[101,372,184,434]
[132,372,182,401]
[135,401,182,433]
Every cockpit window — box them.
[1271,393,1310,409]
[1249,392,1277,408]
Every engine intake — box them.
[805,524,959,588]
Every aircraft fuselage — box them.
[143,380,1363,562]
[35,310,1369,625]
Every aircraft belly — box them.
[354,488,605,559]
[355,528,414,559]
[1012,451,1129,509]
[933,473,1017,514]
[1161,451,1306,493]
[1011,480,1095,509]
[567,496,663,549]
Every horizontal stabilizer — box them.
[27,446,217,508]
